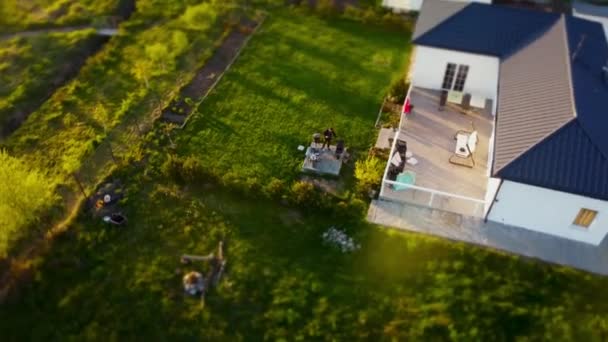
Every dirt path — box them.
[162,18,262,126]
[0,25,93,42]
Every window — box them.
[441,63,469,91]
[573,208,597,228]
[453,65,469,92]
[442,63,457,90]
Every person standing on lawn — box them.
[323,127,337,149]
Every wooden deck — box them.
[382,87,494,211]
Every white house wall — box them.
[382,0,423,11]
[483,177,501,217]
[411,46,499,115]
[382,0,492,11]
[487,180,608,245]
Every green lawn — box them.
[0,30,100,135]
[1,174,607,340]
[180,9,410,184]
[2,7,608,342]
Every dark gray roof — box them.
[413,3,560,57]
[413,2,608,200]
[498,121,608,201]
[494,16,575,172]
[412,0,469,40]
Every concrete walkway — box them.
[368,199,608,275]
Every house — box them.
[380,0,608,245]
[382,0,491,12]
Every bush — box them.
[180,3,221,31]
[382,12,404,29]
[289,181,318,208]
[343,5,362,20]
[362,7,379,24]
[264,178,286,199]
[220,171,242,189]
[160,154,183,180]
[316,0,338,17]
[388,77,408,104]
[243,176,262,195]
[0,151,57,257]
[368,147,390,160]
[354,156,385,197]
[331,197,366,223]
[161,154,208,184]
[180,156,204,183]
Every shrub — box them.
[343,5,362,20]
[334,197,367,223]
[243,176,262,195]
[264,178,286,199]
[382,12,405,30]
[388,77,408,104]
[368,147,390,160]
[221,171,241,189]
[289,181,318,208]
[362,7,379,24]
[316,0,338,17]
[180,156,204,183]
[294,0,313,12]
[0,151,57,257]
[160,154,183,180]
[180,3,220,31]
[161,154,208,184]
[354,156,385,197]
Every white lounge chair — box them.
[450,130,478,167]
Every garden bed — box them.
[0,31,109,138]
[161,18,261,126]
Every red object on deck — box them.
[403,98,411,115]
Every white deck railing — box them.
[380,84,413,192]
[379,84,486,218]
[381,179,486,217]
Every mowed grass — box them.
[180,10,409,183]
[1,175,607,340]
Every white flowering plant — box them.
[322,226,361,253]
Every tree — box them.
[181,3,220,31]
[145,42,170,74]
[171,30,189,56]
[0,150,56,256]
[131,60,153,89]
[354,156,385,197]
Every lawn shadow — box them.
[253,60,379,119]
[190,107,239,137]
